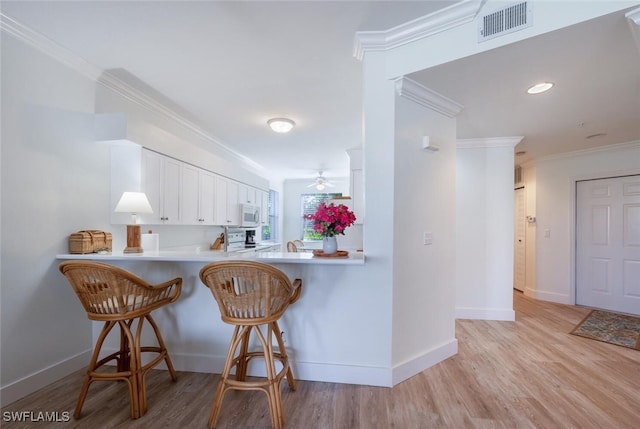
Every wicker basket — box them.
[69,230,112,254]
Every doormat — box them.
[571,310,640,350]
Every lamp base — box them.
[124,224,144,254]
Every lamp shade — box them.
[114,192,153,214]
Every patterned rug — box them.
[571,310,640,350]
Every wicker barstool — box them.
[286,241,298,252]
[59,261,182,419]
[199,261,302,429]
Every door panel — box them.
[576,175,640,315]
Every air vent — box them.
[478,2,532,42]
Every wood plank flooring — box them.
[3,292,639,428]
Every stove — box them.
[225,229,247,252]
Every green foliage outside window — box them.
[301,193,342,240]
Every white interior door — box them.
[514,187,526,292]
[576,175,640,315]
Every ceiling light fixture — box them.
[527,82,554,95]
[267,118,295,133]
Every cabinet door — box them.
[247,187,257,205]
[226,180,240,225]
[238,183,258,204]
[161,158,182,224]
[140,150,163,224]
[214,175,228,225]
[181,164,200,225]
[199,170,215,225]
[260,190,269,225]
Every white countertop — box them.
[56,247,365,265]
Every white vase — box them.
[322,236,338,254]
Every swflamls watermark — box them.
[2,410,71,423]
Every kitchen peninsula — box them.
[54,249,377,386]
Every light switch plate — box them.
[423,232,433,245]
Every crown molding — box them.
[457,136,524,149]
[626,7,640,57]
[353,0,484,61]
[395,77,463,117]
[0,12,103,81]
[1,12,266,175]
[534,140,640,164]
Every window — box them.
[262,190,278,241]
[301,193,342,240]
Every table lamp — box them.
[114,191,153,253]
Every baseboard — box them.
[455,307,516,321]
[1,341,458,405]
[525,288,573,305]
[0,350,92,408]
[157,350,393,387]
[391,338,458,386]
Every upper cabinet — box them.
[182,164,216,225]
[140,149,182,224]
[260,190,269,225]
[214,175,240,226]
[238,183,258,205]
[111,144,267,227]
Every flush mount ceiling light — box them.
[527,82,554,95]
[267,118,295,133]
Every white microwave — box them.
[240,204,260,227]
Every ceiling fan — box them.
[307,171,335,191]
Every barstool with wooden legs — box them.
[199,261,302,429]
[59,261,182,419]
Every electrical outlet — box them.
[423,232,433,245]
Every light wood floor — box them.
[3,291,639,428]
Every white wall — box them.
[456,145,516,321]
[527,141,640,303]
[1,36,101,405]
[391,92,458,380]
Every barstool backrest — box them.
[200,261,300,325]
[59,261,181,321]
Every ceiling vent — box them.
[478,2,533,42]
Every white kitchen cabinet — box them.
[260,190,269,225]
[214,175,240,225]
[199,170,216,224]
[182,164,215,225]
[140,149,182,225]
[238,183,258,205]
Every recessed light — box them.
[267,118,295,133]
[527,82,554,95]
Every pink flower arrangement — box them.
[308,202,356,237]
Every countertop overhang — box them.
[56,248,365,265]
